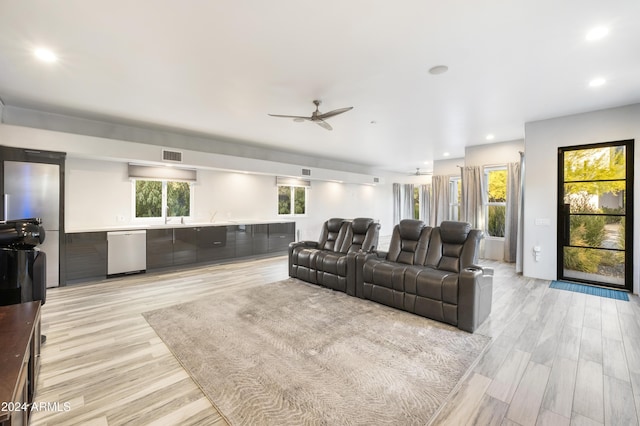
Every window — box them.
[278,185,307,215]
[484,167,507,237]
[413,186,420,219]
[134,179,193,219]
[449,177,461,221]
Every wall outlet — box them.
[116,215,125,222]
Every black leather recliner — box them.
[358,220,493,332]
[289,218,380,295]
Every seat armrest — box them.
[457,266,493,333]
[288,241,320,276]
[352,251,385,298]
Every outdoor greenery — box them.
[167,181,191,217]
[278,185,306,215]
[135,179,191,218]
[563,146,626,277]
[135,180,162,217]
[487,169,506,237]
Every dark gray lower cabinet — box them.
[252,224,270,255]
[146,229,173,269]
[196,226,235,262]
[173,228,197,265]
[268,222,295,253]
[65,232,107,282]
[67,222,295,281]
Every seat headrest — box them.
[440,221,472,244]
[326,218,345,232]
[398,219,425,240]
[351,218,374,234]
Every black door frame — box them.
[557,139,634,291]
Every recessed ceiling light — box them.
[586,26,609,41]
[486,134,495,140]
[589,77,606,87]
[428,65,449,75]
[34,47,58,63]
[443,152,450,157]
[423,160,430,164]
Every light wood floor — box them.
[30,256,640,425]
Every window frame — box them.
[483,166,507,238]
[277,184,308,217]
[449,176,461,221]
[131,178,194,222]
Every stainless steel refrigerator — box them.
[2,157,62,287]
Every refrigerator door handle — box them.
[2,194,7,222]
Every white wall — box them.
[523,103,639,293]
[0,123,394,242]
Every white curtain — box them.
[515,152,525,272]
[430,176,449,226]
[504,161,521,263]
[420,184,431,224]
[393,183,414,225]
[393,183,402,225]
[461,166,485,229]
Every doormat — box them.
[550,280,629,301]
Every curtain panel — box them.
[504,161,521,262]
[461,166,485,229]
[420,184,431,224]
[430,175,450,227]
[393,183,415,225]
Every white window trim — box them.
[483,166,507,239]
[277,184,308,217]
[131,178,194,223]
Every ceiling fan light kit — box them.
[268,100,353,131]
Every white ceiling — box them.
[0,0,639,174]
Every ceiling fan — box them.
[268,100,353,131]
[411,168,433,176]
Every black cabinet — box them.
[196,226,235,262]
[268,222,295,253]
[146,229,173,269]
[65,232,107,281]
[173,228,197,266]
[234,225,253,258]
[67,222,295,281]
[252,224,270,255]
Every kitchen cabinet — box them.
[268,222,295,253]
[252,224,270,255]
[196,226,235,262]
[234,225,253,258]
[66,221,295,281]
[146,229,173,269]
[173,227,197,265]
[65,232,107,282]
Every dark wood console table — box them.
[0,301,41,426]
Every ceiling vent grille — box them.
[301,168,311,176]
[162,149,183,162]
[373,177,380,183]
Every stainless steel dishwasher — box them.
[107,230,147,276]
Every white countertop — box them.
[66,219,295,234]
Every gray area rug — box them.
[143,279,490,425]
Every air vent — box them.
[373,177,380,183]
[301,168,311,176]
[162,149,183,162]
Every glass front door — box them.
[557,140,633,291]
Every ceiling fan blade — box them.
[315,119,333,131]
[268,114,311,120]
[317,106,353,120]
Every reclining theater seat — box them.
[360,219,431,306]
[315,218,380,295]
[403,221,487,331]
[288,218,347,283]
